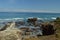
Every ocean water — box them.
[0,12,60,22]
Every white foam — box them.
[0,17,56,23]
[51,17,56,20]
[0,18,24,22]
[37,18,43,20]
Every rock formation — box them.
[0,22,22,40]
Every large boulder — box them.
[41,24,55,35]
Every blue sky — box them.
[0,0,60,12]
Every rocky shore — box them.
[0,17,60,40]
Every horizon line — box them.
[0,8,60,13]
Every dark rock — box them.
[41,24,55,35]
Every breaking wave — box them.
[0,18,24,22]
[51,17,56,20]
[0,17,56,22]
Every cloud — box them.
[0,8,60,13]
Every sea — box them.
[0,12,60,21]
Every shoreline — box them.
[0,17,60,40]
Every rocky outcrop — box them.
[41,23,55,35]
[27,18,37,26]
[0,22,22,40]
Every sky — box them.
[0,0,60,13]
